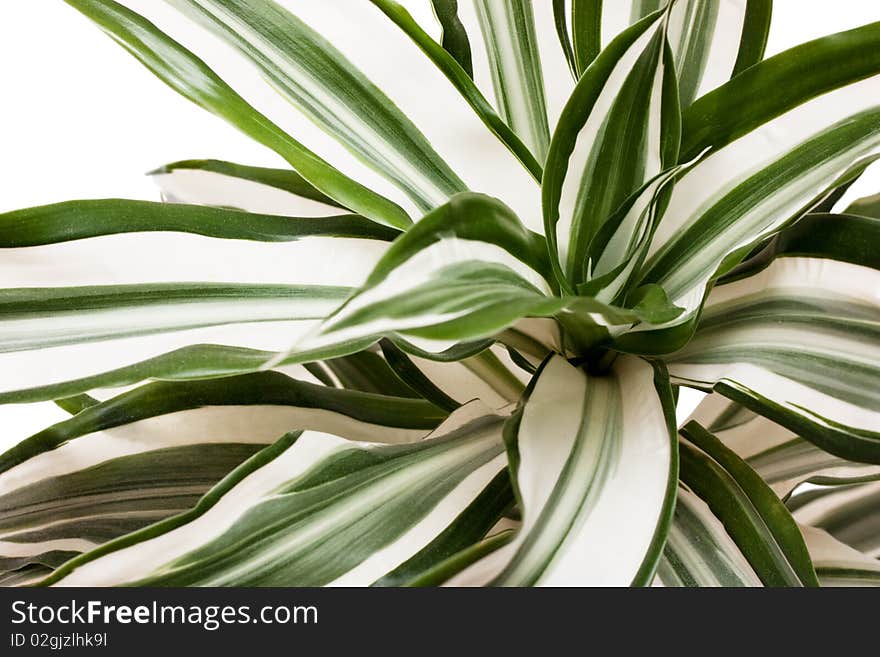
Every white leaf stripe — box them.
[448,354,677,586]
[65,0,411,230]
[437,0,573,162]
[528,0,578,134]
[0,371,445,477]
[42,410,510,586]
[0,282,347,378]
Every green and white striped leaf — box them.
[471,0,551,160]
[789,481,880,559]
[0,283,351,404]
[581,162,691,304]
[0,194,406,403]
[654,486,762,587]
[665,0,771,107]
[149,159,348,216]
[0,371,445,476]
[275,193,552,358]
[40,407,511,586]
[678,421,818,586]
[452,1,574,156]
[666,213,880,464]
[162,0,542,228]
[556,0,771,103]
[691,394,880,496]
[65,0,411,229]
[273,193,672,366]
[543,8,680,287]
[374,0,546,181]
[448,354,678,586]
[800,524,880,586]
[629,23,880,342]
[0,372,444,577]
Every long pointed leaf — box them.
[678,421,819,586]
[65,0,411,229]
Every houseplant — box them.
[1,0,878,586]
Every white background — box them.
[1,1,879,446]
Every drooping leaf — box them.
[666,213,880,464]
[0,199,400,247]
[0,372,444,577]
[690,394,880,497]
[0,191,404,404]
[448,354,678,586]
[40,407,511,586]
[789,480,880,559]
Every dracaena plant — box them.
[1,0,879,587]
